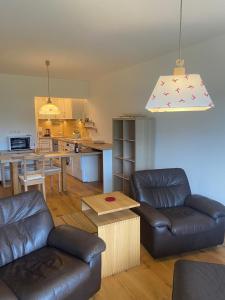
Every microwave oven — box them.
[8,136,31,151]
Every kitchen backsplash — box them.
[38,119,90,139]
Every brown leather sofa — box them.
[0,191,106,300]
[131,168,225,258]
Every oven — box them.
[8,136,31,151]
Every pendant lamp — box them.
[146,0,214,112]
[39,60,61,115]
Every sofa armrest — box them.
[48,225,106,264]
[0,279,17,300]
[185,195,225,220]
[133,202,171,228]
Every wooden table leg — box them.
[61,157,67,192]
[10,162,20,195]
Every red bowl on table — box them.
[105,196,116,202]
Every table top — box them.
[0,151,75,163]
[82,191,140,216]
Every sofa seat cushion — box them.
[0,247,90,300]
[173,260,225,300]
[160,207,216,236]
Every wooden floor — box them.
[1,175,225,300]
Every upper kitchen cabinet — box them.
[53,98,69,119]
[36,97,86,120]
[71,99,85,120]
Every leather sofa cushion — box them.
[0,279,17,300]
[131,168,191,208]
[0,191,54,267]
[0,247,90,300]
[160,207,216,236]
[173,260,225,300]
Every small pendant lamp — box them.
[39,60,61,115]
[146,0,214,112]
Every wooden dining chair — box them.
[0,163,11,188]
[19,154,46,200]
[44,158,62,192]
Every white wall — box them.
[89,34,225,204]
[0,73,89,150]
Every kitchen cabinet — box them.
[68,152,101,182]
[53,99,67,119]
[71,99,84,119]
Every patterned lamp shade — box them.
[146,74,214,112]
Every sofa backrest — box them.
[0,191,54,267]
[131,168,191,208]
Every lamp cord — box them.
[46,60,51,103]
[178,0,183,62]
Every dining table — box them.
[0,151,74,195]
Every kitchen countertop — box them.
[0,151,76,163]
[49,137,112,150]
[73,151,102,156]
[81,142,112,151]
[0,150,102,162]
[52,137,91,143]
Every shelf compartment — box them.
[123,120,135,141]
[123,141,135,161]
[123,160,135,180]
[113,158,123,175]
[113,120,123,139]
[123,179,131,196]
[113,175,123,192]
[113,140,123,157]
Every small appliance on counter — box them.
[44,129,51,137]
[8,135,32,151]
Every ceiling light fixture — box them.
[39,60,61,115]
[145,0,214,112]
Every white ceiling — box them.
[0,0,225,80]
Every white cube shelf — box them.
[112,117,154,196]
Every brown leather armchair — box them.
[131,168,225,258]
[0,191,106,300]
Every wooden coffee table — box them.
[82,191,140,277]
